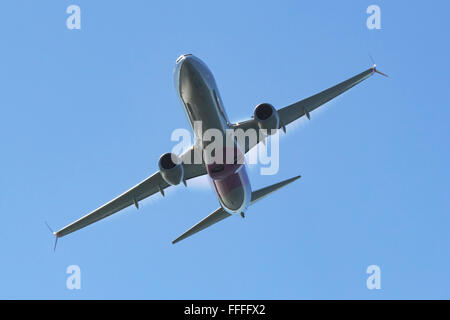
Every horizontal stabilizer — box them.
[250,175,301,204]
[172,175,301,244]
[172,207,231,244]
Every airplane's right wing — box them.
[234,66,384,153]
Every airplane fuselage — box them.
[174,54,251,215]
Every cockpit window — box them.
[176,53,193,64]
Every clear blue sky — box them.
[1,1,449,299]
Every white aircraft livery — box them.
[50,54,386,247]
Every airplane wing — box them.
[172,175,301,244]
[234,66,380,153]
[55,147,206,238]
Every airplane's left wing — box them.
[55,147,206,238]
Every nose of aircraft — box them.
[175,54,197,78]
[174,54,212,96]
[175,54,203,89]
[174,54,194,92]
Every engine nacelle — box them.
[253,103,279,134]
[158,153,184,186]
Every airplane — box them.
[49,54,386,248]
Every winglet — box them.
[368,53,388,77]
[371,65,389,77]
[53,236,59,251]
[45,221,59,251]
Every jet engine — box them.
[158,153,184,186]
[253,103,279,134]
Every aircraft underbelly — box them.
[213,167,251,214]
